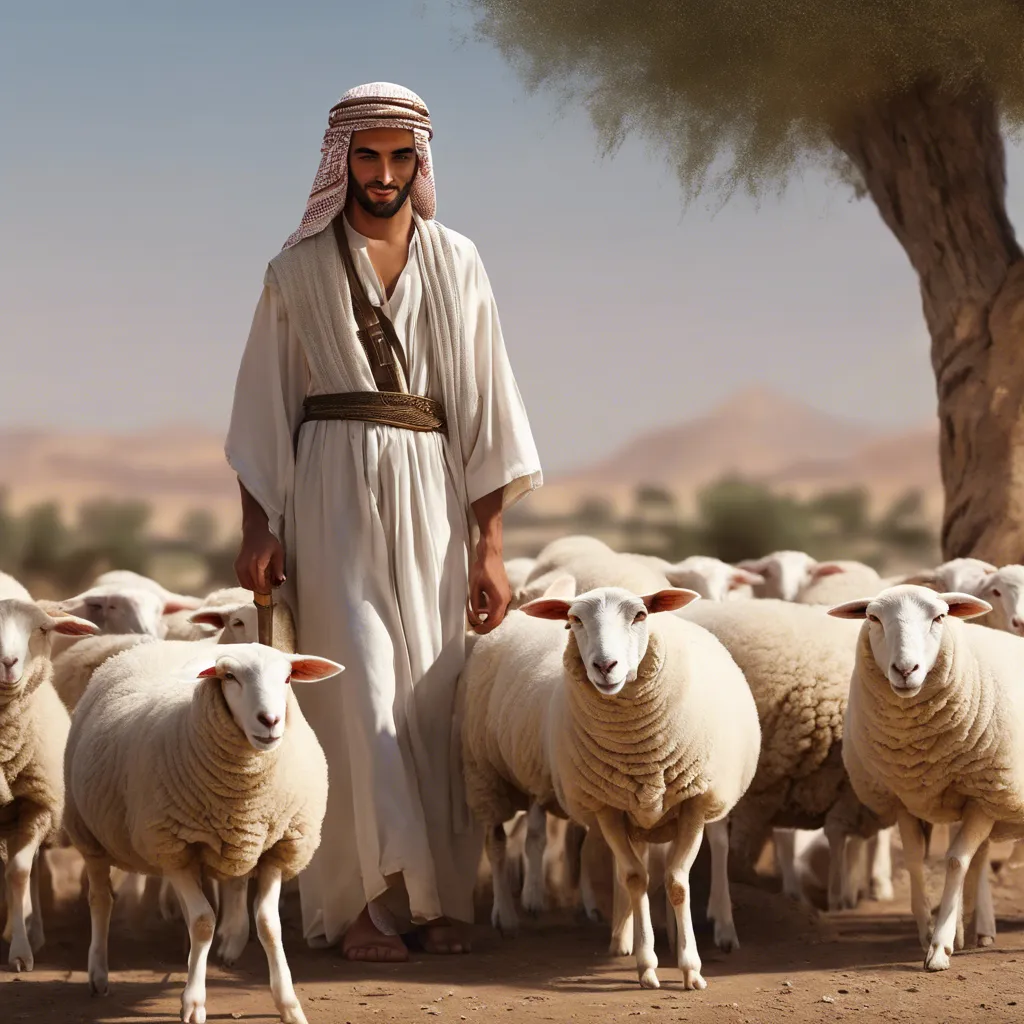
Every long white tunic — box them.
[225,217,541,944]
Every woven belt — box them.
[301,392,446,433]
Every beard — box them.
[349,175,414,219]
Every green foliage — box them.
[471,0,1024,201]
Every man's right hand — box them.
[235,525,286,594]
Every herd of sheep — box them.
[2,542,1024,1022]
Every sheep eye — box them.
[992,588,1002,597]
[232,620,244,628]
[934,614,945,624]
[223,672,235,681]
[568,615,580,625]
[633,610,648,623]
[867,613,880,624]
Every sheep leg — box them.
[216,876,251,966]
[5,835,41,972]
[168,867,217,1024]
[869,828,895,901]
[596,808,657,989]
[485,823,519,936]
[925,805,994,972]
[965,841,996,948]
[771,829,802,901]
[27,850,44,953]
[521,803,549,915]
[842,835,868,909]
[160,876,183,921]
[84,856,115,995]
[823,821,850,911]
[705,818,739,952]
[665,803,707,991]
[255,862,307,1024]
[2,874,11,944]
[896,808,932,952]
[608,851,634,956]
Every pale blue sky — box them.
[4,1,1021,474]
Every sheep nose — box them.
[257,712,280,730]
[892,662,919,679]
[1013,618,1024,632]
[593,659,618,676]
[0,656,17,669]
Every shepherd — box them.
[225,82,542,962]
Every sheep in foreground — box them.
[679,599,889,915]
[521,586,761,989]
[829,584,1024,971]
[63,640,343,1022]
[0,598,99,971]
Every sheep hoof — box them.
[217,930,248,967]
[870,881,894,902]
[924,944,952,972]
[609,937,633,957]
[520,884,547,916]
[8,941,33,973]
[978,933,995,948]
[89,970,109,996]
[181,991,207,1023]
[713,922,740,953]
[681,968,707,991]
[279,1002,309,1024]
[490,907,518,938]
[639,968,660,989]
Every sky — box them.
[4,0,1023,475]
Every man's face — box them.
[347,127,418,219]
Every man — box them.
[225,82,542,962]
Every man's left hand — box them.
[468,545,512,635]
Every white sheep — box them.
[63,640,343,1023]
[90,570,204,611]
[794,560,887,605]
[189,595,297,652]
[973,564,1024,636]
[0,598,99,971]
[680,598,890,914]
[900,557,998,595]
[520,586,761,989]
[828,584,1024,971]
[735,550,818,601]
[660,556,764,602]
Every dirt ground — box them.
[6,841,1024,1024]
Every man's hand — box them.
[467,542,512,635]
[235,523,286,594]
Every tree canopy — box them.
[470,0,1024,201]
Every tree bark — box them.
[832,81,1024,564]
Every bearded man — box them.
[225,82,542,962]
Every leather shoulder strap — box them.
[333,216,408,393]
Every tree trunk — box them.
[832,81,1024,564]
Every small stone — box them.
[783,980,793,988]
[957,974,968,982]
[822,995,835,1003]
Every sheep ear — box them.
[196,664,220,678]
[731,568,764,588]
[811,562,847,581]
[48,614,101,637]
[163,597,202,615]
[827,599,872,619]
[736,557,767,573]
[540,574,576,600]
[521,598,572,620]
[287,655,344,682]
[189,609,228,628]
[642,588,701,613]
[940,592,993,619]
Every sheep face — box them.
[738,550,817,601]
[976,566,1024,635]
[195,645,344,751]
[935,557,998,595]
[63,586,170,636]
[0,599,98,692]
[828,585,991,696]
[664,556,763,602]
[521,586,700,696]
[189,603,256,643]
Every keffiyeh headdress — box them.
[283,82,435,249]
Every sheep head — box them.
[62,584,184,636]
[0,599,99,692]
[663,556,763,601]
[737,550,817,601]
[194,644,343,751]
[521,586,700,696]
[828,584,991,696]
[975,565,1024,636]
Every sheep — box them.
[899,557,997,595]
[828,584,1024,971]
[63,639,343,1023]
[51,634,153,712]
[504,557,537,605]
[735,550,818,601]
[659,556,764,602]
[678,598,889,916]
[0,598,99,971]
[794,560,886,605]
[973,564,1024,636]
[520,548,671,607]
[189,595,297,653]
[90,570,204,611]
[518,586,761,989]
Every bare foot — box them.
[342,906,409,963]
[420,916,472,954]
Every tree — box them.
[472,1,1024,563]
[76,499,152,574]
[178,508,220,553]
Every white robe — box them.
[225,216,542,944]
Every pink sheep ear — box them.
[940,593,993,620]
[196,663,221,678]
[642,588,700,613]
[189,610,228,628]
[827,600,871,619]
[48,614,101,637]
[736,557,768,573]
[521,598,572,620]
[730,568,764,588]
[287,656,344,682]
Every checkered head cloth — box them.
[283,82,435,249]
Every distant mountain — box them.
[0,388,943,537]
